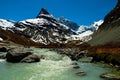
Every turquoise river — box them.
[0,48,118,80]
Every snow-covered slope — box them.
[70,20,103,42]
[0,8,104,45]
[92,20,104,30]
[71,30,93,42]
[0,37,3,41]
[77,20,103,34]
[0,19,15,30]
[12,8,76,45]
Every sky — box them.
[0,0,117,26]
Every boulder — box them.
[6,48,37,63]
[69,50,88,61]
[0,47,7,52]
[73,66,80,69]
[100,73,120,80]
[20,54,40,63]
[75,71,87,76]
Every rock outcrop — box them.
[100,73,120,80]
[58,17,79,31]
[53,48,88,61]
[6,48,40,63]
[89,0,120,46]
[72,65,80,69]
[0,47,7,52]
[20,54,40,63]
[75,71,87,76]
[36,8,50,18]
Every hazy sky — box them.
[0,0,117,25]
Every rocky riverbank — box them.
[0,47,120,80]
[0,47,40,63]
[51,48,88,61]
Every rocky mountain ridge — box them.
[0,8,103,46]
[89,0,120,46]
[58,17,79,31]
[0,8,77,45]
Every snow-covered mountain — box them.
[0,8,103,45]
[57,17,103,42]
[77,20,103,34]
[58,17,79,31]
[70,20,103,42]
[0,8,76,45]
[92,20,104,30]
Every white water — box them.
[0,48,113,80]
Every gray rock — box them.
[6,48,33,63]
[20,54,40,63]
[0,47,7,52]
[75,71,87,76]
[72,65,80,69]
[100,73,120,80]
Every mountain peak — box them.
[40,8,50,15]
[36,8,50,18]
[58,17,79,31]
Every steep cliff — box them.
[89,0,120,46]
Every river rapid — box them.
[0,48,118,80]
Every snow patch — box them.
[21,18,48,25]
[0,37,3,41]
[31,35,48,45]
[0,19,15,30]
[77,20,103,33]
[79,30,93,37]
[93,20,103,27]
[71,30,93,39]
[92,20,103,30]
[16,27,27,31]
[40,14,54,18]
[59,23,69,30]
[77,25,87,33]
[53,32,59,36]
[70,30,93,42]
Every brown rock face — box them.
[98,0,120,31]
[104,0,120,23]
[89,0,120,46]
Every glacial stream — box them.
[0,48,118,80]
